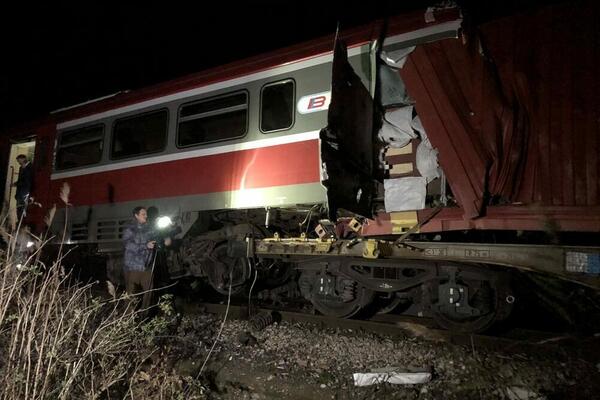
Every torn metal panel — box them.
[380,46,415,69]
[321,39,377,218]
[378,63,414,107]
[395,1,600,230]
[399,42,490,219]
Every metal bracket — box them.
[348,218,362,232]
[315,220,337,239]
[363,240,380,259]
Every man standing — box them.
[14,154,33,219]
[122,206,158,310]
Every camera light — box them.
[156,216,172,229]
[26,241,35,248]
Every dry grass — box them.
[0,191,205,399]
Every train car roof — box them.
[46,7,460,126]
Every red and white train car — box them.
[2,3,600,332]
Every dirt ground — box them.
[131,308,600,400]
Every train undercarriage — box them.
[136,208,599,334]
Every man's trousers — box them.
[124,270,153,310]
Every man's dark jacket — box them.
[15,162,33,202]
[122,221,154,271]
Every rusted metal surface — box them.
[363,206,600,234]
[397,1,600,232]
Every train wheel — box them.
[205,244,249,296]
[260,259,295,288]
[429,278,511,333]
[301,271,375,318]
[375,296,405,315]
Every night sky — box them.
[0,0,562,131]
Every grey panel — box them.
[53,62,338,174]
[53,182,327,243]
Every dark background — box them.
[0,0,564,131]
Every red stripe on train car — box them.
[50,139,320,206]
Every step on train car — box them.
[2,3,599,332]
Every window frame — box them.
[109,108,169,161]
[259,78,296,134]
[176,90,249,148]
[54,123,105,171]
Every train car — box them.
[1,3,599,332]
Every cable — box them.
[247,257,258,314]
[299,203,319,236]
[197,269,233,379]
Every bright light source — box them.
[156,216,172,229]
[26,241,35,248]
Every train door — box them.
[3,137,36,215]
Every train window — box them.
[55,124,104,170]
[111,109,168,159]
[260,80,294,133]
[177,91,248,147]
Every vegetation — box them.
[0,184,205,399]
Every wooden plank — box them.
[386,143,413,156]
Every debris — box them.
[384,177,427,211]
[413,116,440,183]
[380,46,416,69]
[238,331,258,346]
[505,386,545,400]
[535,335,571,345]
[137,371,151,382]
[384,106,415,140]
[249,312,277,331]
[378,120,413,148]
[106,280,116,299]
[378,63,413,106]
[353,367,432,386]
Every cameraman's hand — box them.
[164,237,172,247]
[147,240,156,249]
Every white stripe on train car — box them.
[50,130,321,180]
[56,19,461,130]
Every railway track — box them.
[191,301,586,354]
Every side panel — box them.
[50,139,323,207]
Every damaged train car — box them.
[1,2,599,332]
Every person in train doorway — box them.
[14,154,33,220]
[122,206,171,312]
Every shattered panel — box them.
[399,1,599,228]
[321,39,377,218]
